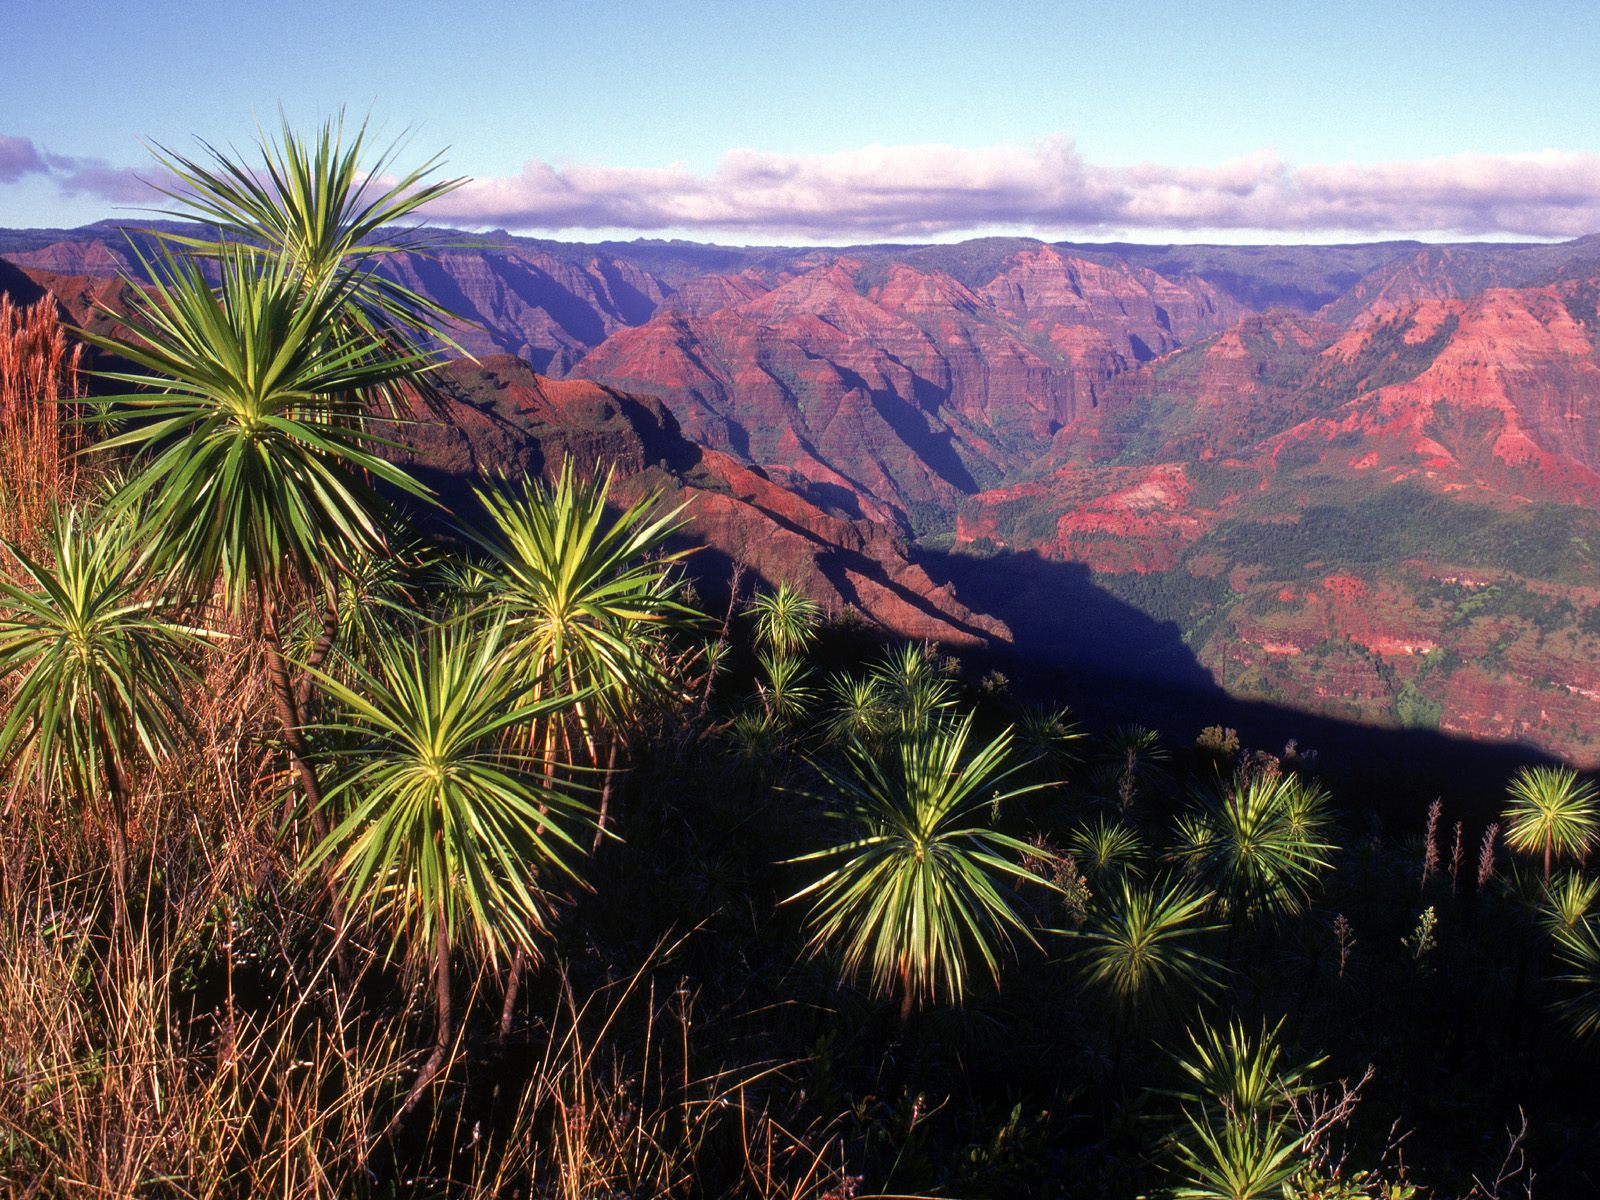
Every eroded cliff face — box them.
[13,225,1600,758]
[380,246,671,374]
[958,276,1600,761]
[0,258,1008,650]
[572,246,1246,531]
[399,356,1009,648]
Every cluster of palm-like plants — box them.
[11,113,1600,1197]
[1496,764,1600,1049]
[74,117,463,831]
[12,119,703,1104]
[749,582,822,726]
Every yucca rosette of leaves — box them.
[1067,813,1147,883]
[147,112,467,361]
[0,503,201,799]
[1165,1018,1322,1200]
[1540,870,1600,936]
[1503,764,1599,881]
[1073,876,1221,1013]
[870,641,958,735]
[787,713,1052,1016]
[748,582,821,660]
[1169,1108,1305,1200]
[1552,916,1600,1045]
[1171,772,1337,923]
[756,649,817,725]
[1169,1017,1321,1119]
[305,615,591,967]
[471,460,693,735]
[78,243,433,613]
[823,672,893,746]
[0,505,203,907]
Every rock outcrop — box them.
[402,356,1009,648]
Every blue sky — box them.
[4,0,1599,243]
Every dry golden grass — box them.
[460,948,860,1200]
[0,873,415,1198]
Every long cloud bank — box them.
[428,138,1600,239]
[6,131,1600,240]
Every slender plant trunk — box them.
[293,581,341,715]
[697,560,745,719]
[498,946,527,1044]
[404,906,454,1114]
[260,589,326,837]
[258,585,354,977]
[591,738,621,853]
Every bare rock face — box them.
[572,245,1247,531]
[959,272,1600,761]
[397,356,1008,648]
[3,238,134,278]
[0,254,1006,651]
[0,259,145,348]
[380,246,671,375]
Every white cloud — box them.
[8,129,1600,241]
[423,138,1600,241]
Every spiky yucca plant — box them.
[788,713,1051,1018]
[0,506,201,920]
[1074,876,1221,1015]
[79,243,435,819]
[1167,1018,1321,1200]
[307,615,590,1102]
[748,582,821,660]
[1068,813,1147,883]
[1013,702,1083,772]
[1540,871,1600,936]
[473,462,689,723]
[823,672,893,746]
[84,245,433,602]
[870,640,957,736]
[1552,916,1600,1044]
[1170,1109,1305,1200]
[1170,1017,1320,1118]
[1503,764,1599,881]
[149,111,466,363]
[471,460,692,873]
[1172,773,1337,924]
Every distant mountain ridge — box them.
[8,224,1600,758]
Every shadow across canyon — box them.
[918,547,1559,824]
